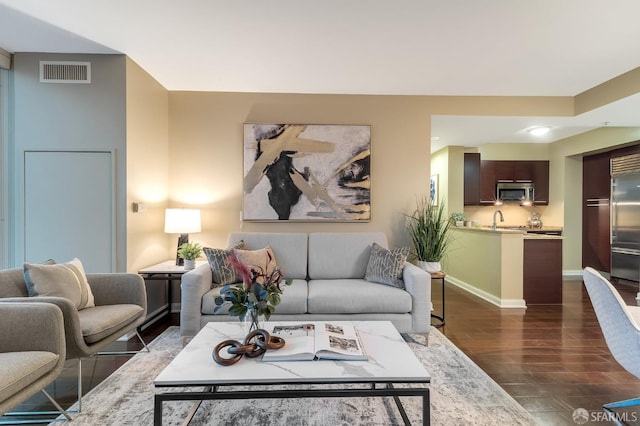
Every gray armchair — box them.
[0,267,148,411]
[0,302,71,421]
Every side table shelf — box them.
[430,271,445,328]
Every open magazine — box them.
[261,322,367,362]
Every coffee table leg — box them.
[423,388,430,425]
[154,394,163,426]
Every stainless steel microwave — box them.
[496,182,535,204]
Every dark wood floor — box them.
[4,279,640,425]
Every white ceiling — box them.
[1,0,640,151]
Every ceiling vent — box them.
[40,61,91,84]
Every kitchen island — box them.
[445,226,563,308]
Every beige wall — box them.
[125,58,171,272]
[431,146,465,217]
[168,92,433,249]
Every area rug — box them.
[51,327,536,425]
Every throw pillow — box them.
[203,240,246,286]
[364,242,409,288]
[24,257,95,309]
[234,246,277,283]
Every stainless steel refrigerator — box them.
[611,153,640,282]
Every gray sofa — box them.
[181,232,431,338]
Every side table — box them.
[138,260,207,328]
[430,271,446,328]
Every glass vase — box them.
[243,307,264,335]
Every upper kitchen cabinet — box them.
[464,156,549,205]
[464,153,481,205]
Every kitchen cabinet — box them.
[480,160,496,204]
[582,152,611,271]
[464,159,549,205]
[464,153,481,205]
[531,161,549,204]
[523,238,563,304]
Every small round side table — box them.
[430,271,446,328]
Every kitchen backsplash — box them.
[463,205,551,228]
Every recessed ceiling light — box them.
[431,136,440,141]
[528,126,551,136]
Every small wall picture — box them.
[430,174,439,205]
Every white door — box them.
[24,151,115,272]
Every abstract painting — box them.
[243,124,371,221]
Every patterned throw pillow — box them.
[234,246,277,283]
[24,257,95,310]
[203,240,246,286]
[364,242,409,288]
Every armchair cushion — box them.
[23,258,95,309]
[0,352,59,404]
[78,304,144,344]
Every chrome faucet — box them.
[491,210,504,230]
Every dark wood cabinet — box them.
[479,160,496,204]
[464,153,481,205]
[524,238,563,304]
[582,152,611,271]
[532,161,549,204]
[464,159,549,205]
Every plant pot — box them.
[417,260,442,273]
[183,259,196,270]
[455,220,464,227]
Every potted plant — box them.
[450,212,465,227]
[177,242,203,270]
[406,196,452,273]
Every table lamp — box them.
[164,208,201,266]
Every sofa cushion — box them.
[308,232,388,279]
[0,351,59,404]
[23,258,95,309]
[365,243,409,288]
[78,304,145,344]
[201,278,308,315]
[307,279,412,314]
[227,233,308,279]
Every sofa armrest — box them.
[87,273,147,311]
[180,263,212,337]
[402,262,431,333]
[0,302,65,356]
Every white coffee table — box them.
[153,320,430,425]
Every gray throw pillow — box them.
[24,257,95,310]
[203,240,245,286]
[364,242,409,288]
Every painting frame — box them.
[430,174,439,206]
[242,123,371,222]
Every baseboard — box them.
[445,275,527,309]
[563,270,584,280]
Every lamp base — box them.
[176,233,189,266]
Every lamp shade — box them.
[164,208,201,234]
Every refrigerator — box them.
[611,154,640,283]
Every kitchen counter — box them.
[451,225,563,239]
[445,226,563,308]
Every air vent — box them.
[39,61,91,84]
[611,153,640,176]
